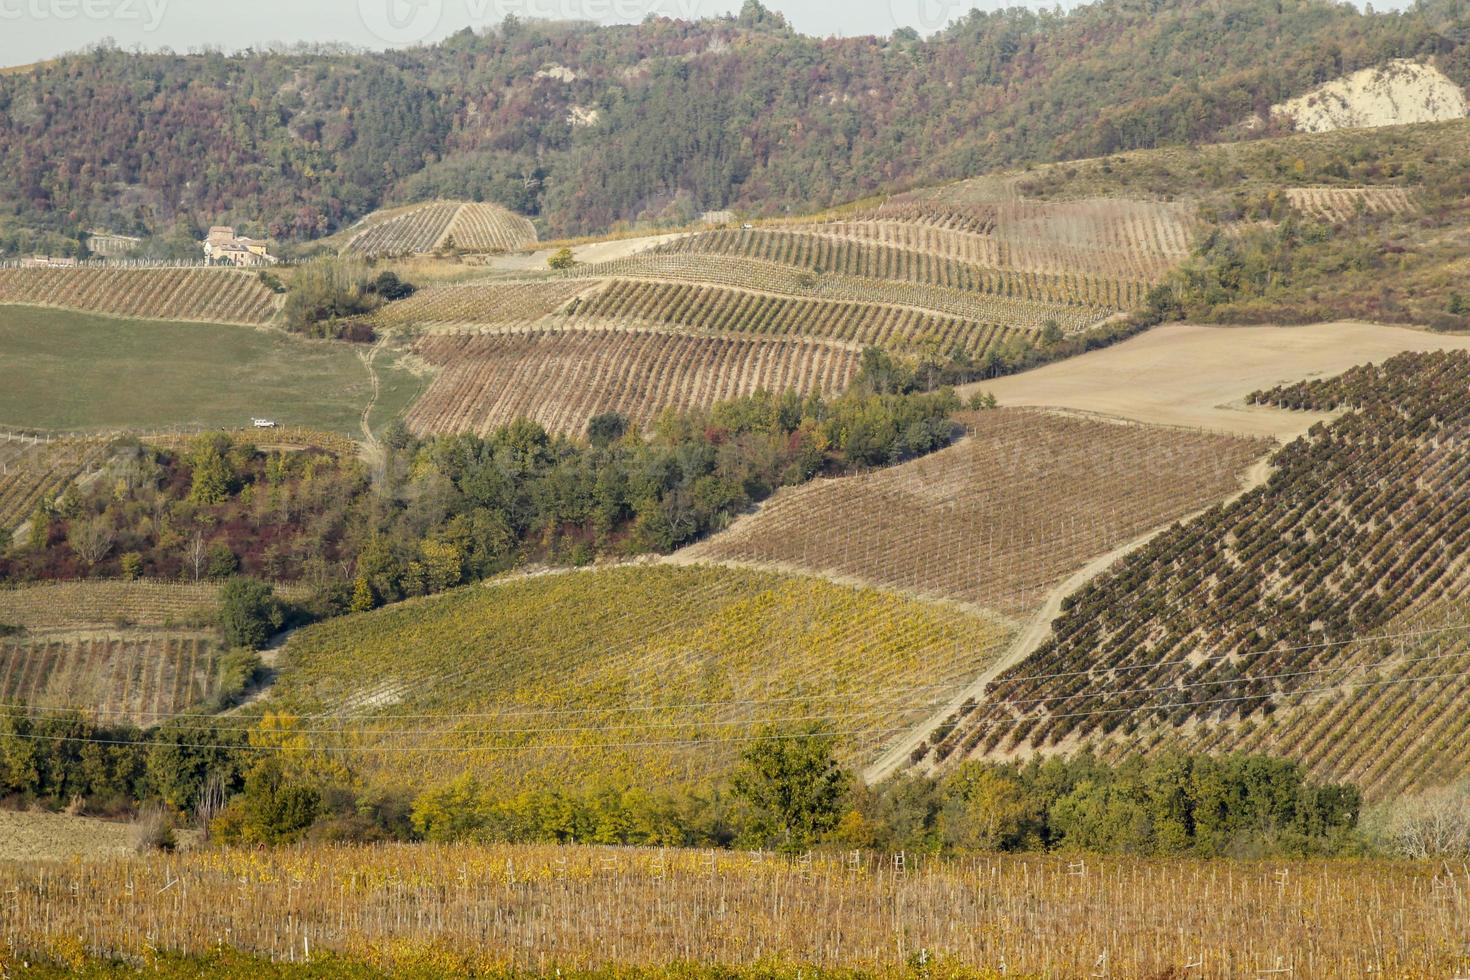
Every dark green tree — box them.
[239,759,322,845]
[218,577,284,651]
[731,725,849,851]
[587,411,630,449]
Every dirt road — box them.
[862,455,1275,783]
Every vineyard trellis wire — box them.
[0,845,1462,975]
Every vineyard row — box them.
[407,326,861,437]
[656,229,1153,308]
[0,267,280,325]
[936,350,1470,766]
[683,410,1269,616]
[0,631,220,726]
[569,279,1025,354]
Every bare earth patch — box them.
[967,321,1470,439]
[0,809,197,862]
[1267,59,1468,133]
[476,233,690,272]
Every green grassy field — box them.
[267,563,1011,795]
[0,306,424,437]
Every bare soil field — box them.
[0,809,202,861]
[0,809,141,862]
[477,232,689,272]
[1267,58,1468,132]
[969,321,1470,439]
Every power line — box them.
[8,627,1468,739]
[4,662,1470,756]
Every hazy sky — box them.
[0,0,1413,68]
[0,0,1113,66]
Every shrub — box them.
[134,803,178,853]
[217,577,283,651]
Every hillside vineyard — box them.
[343,202,538,257]
[0,632,220,726]
[0,436,110,528]
[267,564,1011,794]
[11,2,1470,973]
[679,409,1270,615]
[0,268,281,325]
[408,327,861,436]
[934,351,1470,792]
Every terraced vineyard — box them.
[406,324,861,436]
[343,202,537,258]
[679,410,1269,616]
[0,435,111,529]
[1283,186,1419,223]
[0,580,223,631]
[0,267,281,324]
[561,253,1112,332]
[374,278,597,327]
[0,630,221,725]
[569,279,1024,354]
[268,564,1011,795]
[835,197,1195,277]
[655,229,1149,309]
[926,351,1470,791]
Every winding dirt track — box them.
[869,320,1470,781]
[863,456,1275,782]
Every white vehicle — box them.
[251,418,278,429]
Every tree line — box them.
[0,714,1381,859]
[0,382,961,609]
[4,0,1468,248]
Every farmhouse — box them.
[202,226,277,267]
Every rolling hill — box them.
[921,349,1470,800]
[4,0,1470,252]
[380,180,1204,436]
[676,408,1270,616]
[0,307,424,437]
[340,201,537,257]
[262,563,1012,796]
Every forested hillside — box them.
[6,0,1470,253]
